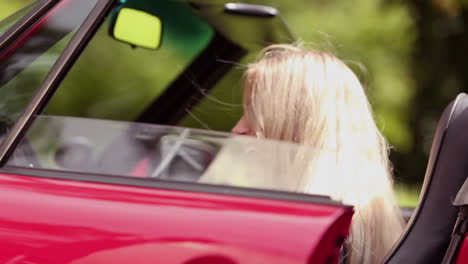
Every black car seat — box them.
[383,93,468,263]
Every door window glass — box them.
[8,115,320,194]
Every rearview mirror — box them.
[110,7,162,49]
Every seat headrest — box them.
[384,93,468,263]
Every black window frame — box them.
[0,0,60,54]
[0,0,116,165]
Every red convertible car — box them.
[1,0,468,263]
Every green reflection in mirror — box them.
[112,8,162,49]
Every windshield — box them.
[44,0,215,121]
[7,115,323,193]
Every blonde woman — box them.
[226,44,405,264]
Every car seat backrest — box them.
[383,93,468,264]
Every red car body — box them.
[0,173,352,263]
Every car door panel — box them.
[0,173,353,263]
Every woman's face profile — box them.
[231,114,254,136]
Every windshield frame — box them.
[0,1,39,37]
[0,0,116,165]
[0,0,60,53]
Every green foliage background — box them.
[0,2,27,18]
[2,0,468,206]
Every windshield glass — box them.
[0,1,40,37]
[8,115,322,193]
[44,0,215,121]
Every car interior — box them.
[94,123,220,179]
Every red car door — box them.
[0,115,353,264]
[0,171,352,264]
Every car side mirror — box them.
[109,7,162,49]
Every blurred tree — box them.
[269,0,419,184]
[390,0,468,184]
[0,0,32,19]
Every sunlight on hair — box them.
[204,43,404,264]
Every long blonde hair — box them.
[239,44,404,264]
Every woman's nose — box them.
[231,115,253,135]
